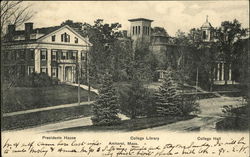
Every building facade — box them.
[2,23,92,83]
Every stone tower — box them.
[201,16,213,42]
[128,18,153,48]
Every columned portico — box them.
[58,64,76,83]
[214,62,233,84]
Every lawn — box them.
[2,84,97,113]
[2,104,93,131]
[58,115,195,132]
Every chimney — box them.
[25,22,33,40]
[7,24,15,41]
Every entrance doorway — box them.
[65,66,73,82]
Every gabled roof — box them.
[4,24,92,46]
[12,26,62,36]
[37,25,92,45]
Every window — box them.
[52,50,57,61]
[81,51,85,60]
[40,49,47,60]
[30,49,35,60]
[61,33,70,42]
[41,67,47,73]
[15,50,20,60]
[66,34,70,42]
[75,37,78,43]
[61,34,64,42]
[202,31,206,40]
[20,65,25,77]
[28,66,34,75]
[52,67,57,77]
[68,50,73,59]
[138,26,140,34]
[4,51,8,60]
[52,35,56,42]
[11,51,15,60]
[135,26,137,34]
[20,50,25,60]
[72,51,77,60]
[62,50,67,60]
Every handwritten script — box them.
[2,136,249,157]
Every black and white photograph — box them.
[1,1,249,157]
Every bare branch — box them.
[1,1,34,36]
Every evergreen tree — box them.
[91,73,121,125]
[154,68,183,116]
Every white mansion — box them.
[2,23,91,83]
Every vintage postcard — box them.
[1,1,249,157]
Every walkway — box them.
[66,82,99,94]
[146,96,244,132]
[3,101,94,117]
[5,113,130,133]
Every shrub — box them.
[181,95,200,116]
[15,72,59,87]
[118,77,153,119]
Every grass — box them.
[2,104,93,131]
[2,84,97,113]
[58,115,195,132]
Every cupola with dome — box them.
[201,16,214,42]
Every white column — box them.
[34,49,40,73]
[229,64,232,81]
[78,50,82,64]
[62,65,65,82]
[213,67,216,80]
[47,49,51,77]
[72,66,75,82]
[71,66,74,82]
[58,66,61,81]
[221,63,224,81]
[217,63,220,81]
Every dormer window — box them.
[61,33,70,42]
[52,35,56,42]
[75,37,78,43]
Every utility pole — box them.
[196,67,199,94]
[86,49,90,102]
[78,55,81,105]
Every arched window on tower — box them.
[202,31,206,40]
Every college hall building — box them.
[127,17,249,84]
[2,23,92,83]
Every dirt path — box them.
[147,96,244,132]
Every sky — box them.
[23,1,249,36]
